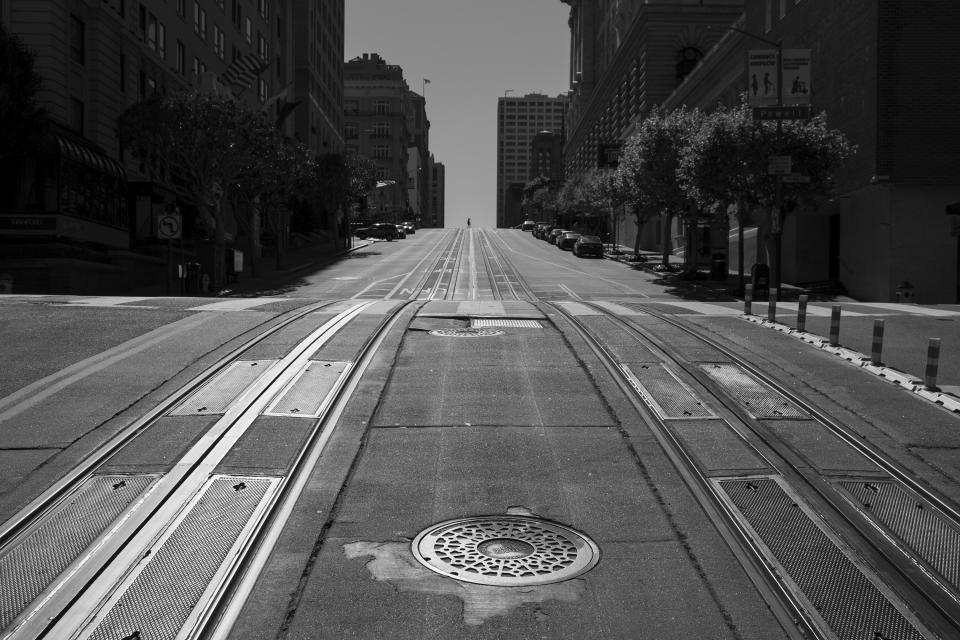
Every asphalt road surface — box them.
[2,228,960,640]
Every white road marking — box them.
[188,298,290,311]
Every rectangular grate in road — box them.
[836,479,960,593]
[265,360,351,417]
[701,363,808,419]
[625,363,715,419]
[0,474,157,631]
[82,475,278,640]
[471,318,543,328]
[717,476,930,640]
[170,360,275,415]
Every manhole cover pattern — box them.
[429,327,506,337]
[412,516,600,586]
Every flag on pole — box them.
[221,53,270,89]
[424,78,431,84]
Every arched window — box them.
[676,47,703,84]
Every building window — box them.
[232,0,242,27]
[258,0,269,20]
[779,0,787,18]
[373,145,389,160]
[257,33,268,61]
[213,24,225,59]
[344,123,358,139]
[258,78,268,103]
[374,100,388,115]
[70,14,85,64]
[177,0,185,18]
[675,47,703,84]
[194,2,207,39]
[244,17,252,43]
[373,122,390,137]
[157,22,166,59]
[176,40,185,74]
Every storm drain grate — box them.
[701,364,808,419]
[0,475,156,631]
[82,475,278,640]
[836,479,960,592]
[625,363,715,419]
[717,476,929,640]
[429,327,506,337]
[471,318,542,329]
[412,515,600,586]
[170,360,275,415]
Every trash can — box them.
[710,253,728,281]
[751,263,770,298]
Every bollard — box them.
[925,338,941,390]
[870,319,884,364]
[829,306,841,346]
[871,319,884,365]
[797,294,808,333]
[744,284,753,315]
[767,288,778,322]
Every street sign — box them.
[753,105,811,121]
[781,49,811,106]
[768,156,792,175]
[157,212,182,239]
[747,50,779,106]
[782,173,811,183]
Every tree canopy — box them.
[0,24,48,161]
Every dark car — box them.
[401,221,416,234]
[355,222,400,241]
[521,219,536,231]
[547,228,567,245]
[557,231,581,250]
[573,234,604,257]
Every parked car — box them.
[547,228,567,245]
[355,222,400,241]
[535,223,552,239]
[400,221,416,234]
[573,235,604,258]
[557,231,581,250]
[521,219,536,231]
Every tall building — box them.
[344,53,413,223]
[430,157,445,228]
[0,0,344,294]
[658,0,960,302]
[496,92,566,227]
[406,91,431,226]
[560,0,743,174]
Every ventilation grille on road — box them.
[84,475,277,640]
[702,364,808,419]
[265,360,351,417]
[836,479,960,592]
[0,475,156,631]
[412,516,599,586]
[718,476,928,640]
[625,363,715,419]
[471,318,542,329]
[170,360,275,415]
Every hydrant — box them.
[895,281,914,302]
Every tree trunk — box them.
[211,200,226,293]
[249,203,261,278]
[661,212,673,265]
[737,199,745,295]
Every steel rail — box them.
[475,229,505,300]
[3,300,379,639]
[384,229,460,300]
[546,300,818,640]
[0,299,339,550]
[192,299,420,640]
[573,300,960,636]
[483,229,537,301]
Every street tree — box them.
[345,154,377,220]
[118,91,268,289]
[0,24,48,161]
[617,106,702,266]
[523,175,559,222]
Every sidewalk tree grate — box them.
[412,515,600,586]
[428,327,506,338]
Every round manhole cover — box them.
[412,516,600,586]
[428,327,506,337]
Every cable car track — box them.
[0,298,419,639]
[548,299,960,639]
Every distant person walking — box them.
[467,218,471,228]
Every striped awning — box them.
[56,135,126,181]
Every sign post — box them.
[157,208,182,296]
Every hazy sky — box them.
[345,0,571,228]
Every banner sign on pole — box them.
[781,49,811,105]
[747,50,779,106]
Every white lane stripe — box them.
[555,300,601,315]
[558,283,581,300]
[188,298,290,311]
[0,313,213,421]
[658,301,743,316]
[66,297,153,306]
